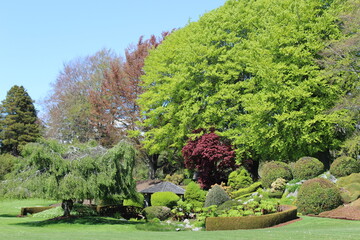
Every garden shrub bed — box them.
[206,205,297,231]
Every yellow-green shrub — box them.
[151,192,180,208]
[123,193,144,208]
[259,161,292,188]
[292,157,324,180]
[232,181,262,199]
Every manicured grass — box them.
[1,199,360,240]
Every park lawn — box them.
[1,199,360,240]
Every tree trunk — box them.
[61,199,74,217]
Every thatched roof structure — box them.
[139,181,185,195]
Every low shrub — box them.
[217,200,243,211]
[205,184,230,207]
[232,181,262,199]
[151,192,180,208]
[297,178,342,215]
[123,193,144,208]
[336,173,360,203]
[143,206,172,221]
[259,161,292,188]
[330,156,360,178]
[270,178,286,193]
[227,167,253,190]
[184,182,206,207]
[292,157,324,180]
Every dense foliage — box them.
[150,191,180,208]
[227,167,253,190]
[142,206,172,221]
[0,154,17,180]
[0,85,40,155]
[0,139,138,216]
[204,184,230,207]
[259,161,292,188]
[330,156,360,177]
[297,178,342,215]
[139,0,354,165]
[184,181,206,207]
[182,129,236,189]
[292,157,324,180]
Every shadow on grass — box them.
[0,214,18,218]
[13,216,145,227]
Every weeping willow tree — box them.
[0,139,137,216]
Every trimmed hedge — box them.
[259,161,292,188]
[232,181,262,199]
[292,157,324,180]
[143,206,172,221]
[330,156,360,178]
[21,206,54,216]
[297,178,342,215]
[151,192,180,208]
[206,205,297,230]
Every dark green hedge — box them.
[206,205,297,231]
[20,206,54,216]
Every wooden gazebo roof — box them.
[139,181,185,195]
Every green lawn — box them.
[1,199,360,240]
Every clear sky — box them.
[0,0,226,112]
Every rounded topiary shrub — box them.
[292,157,324,180]
[297,178,342,215]
[330,156,360,178]
[227,167,253,190]
[143,206,172,220]
[151,191,180,208]
[259,161,292,188]
[184,181,206,207]
[204,184,230,207]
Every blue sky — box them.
[0,0,226,112]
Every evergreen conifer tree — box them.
[0,85,40,155]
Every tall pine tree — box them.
[0,85,40,155]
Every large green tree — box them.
[139,0,354,164]
[0,85,40,155]
[0,139,137,216]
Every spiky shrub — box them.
[151,192,180,208]
[184,181,206,207]
[330,156,360,178]
[292,157,324,180]
[143,206,172,221]
[205,184,230,207]
[227,167,253,190]
[259,161,292,188]
[297,178,342,215]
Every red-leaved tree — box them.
[182,129,236,189]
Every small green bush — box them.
[227,167,253,190]
[270,178,286,192]
[142,206,172,221]
[164,173,184,185]
[151,192,180,208]
[184,181,206,207]
[292,157,324,180]
[0,154,17,180]
[217,200,242,211]
[123,193,144,208]
[259,161,292,188]
[330,156,360,177]
[297,178,342,215]
[205,184,230,207]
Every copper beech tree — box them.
[182,129,236,189]
[89,33,170,179]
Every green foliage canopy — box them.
[0,85,40,155]
[139,0,354,162]
[1,139,138,205]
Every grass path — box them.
[1,199,360,240]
